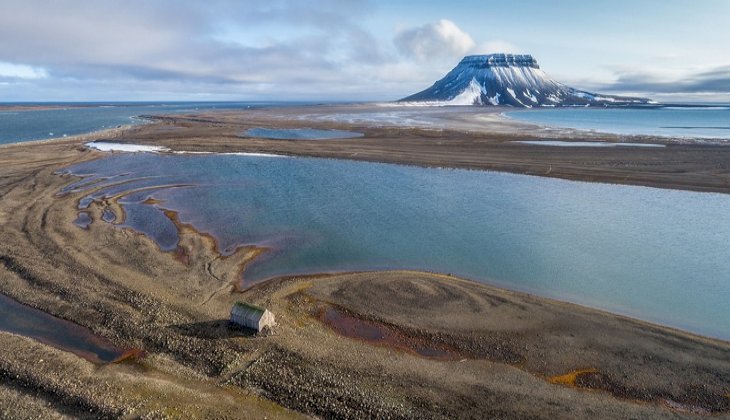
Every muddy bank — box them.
[303,273,730,414]
[227,271,730,418]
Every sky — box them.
[0,0,728,102]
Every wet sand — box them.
[0,108,729,418]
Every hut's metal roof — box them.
[230,302,269,330]
[232,302,265,316]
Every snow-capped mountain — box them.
[400,54,654,107]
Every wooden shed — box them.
[230,302,275,332]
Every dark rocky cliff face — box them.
[400,54,654,107]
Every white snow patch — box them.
[506,87,529,107]
[514,140,665,148]
[524,89,538,103]
[446,78,485,105]
[593,95,616,102]
[86,142,169,153]
[226,152,289,158]
[172,151,289,158]
[87,142,288,158]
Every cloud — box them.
[394,19,476,62]
[0,0,392,98]
[0,3,725,102]
[0,2,527,100]
[0,61,47,79]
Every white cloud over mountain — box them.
[394,20,476,62]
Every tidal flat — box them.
[0,106,729,418]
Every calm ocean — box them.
[0,102,301,145]
[506,106,730,139]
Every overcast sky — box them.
[1,0,728,102]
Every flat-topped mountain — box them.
[400,53,655,107]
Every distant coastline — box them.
[0,124,138,149]
[0,101,329,145]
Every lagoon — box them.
[62,152,730,340]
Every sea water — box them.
[0,102,298,145]
[62,152,730,340]
[506,106,730,139]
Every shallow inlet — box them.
[244,127,363,140]
[0,293,131,363]
[513,140,665,148]
[73,211,92,229]
[60,152,730,340]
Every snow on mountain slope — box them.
[400,54,655,107]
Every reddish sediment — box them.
[318,305,459,360]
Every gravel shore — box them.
[0,111,728,418]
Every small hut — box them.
[230,302,275,332]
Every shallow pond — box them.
[0,293,129,363]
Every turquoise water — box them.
[245,127,363,140]
[506,107,730,138]
[0,102,299,145]
[62,153,730,340]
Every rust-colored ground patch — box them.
[318,305,460,360]
[549,368,599,386]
